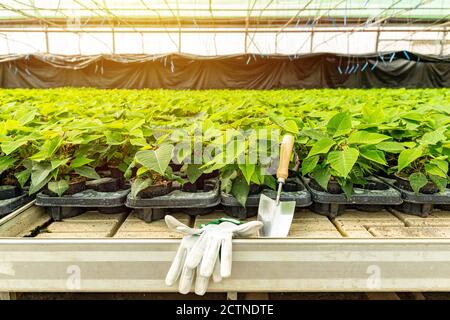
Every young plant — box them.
[129,144,183,198]
[300,111,392,197]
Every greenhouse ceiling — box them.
[0,0,448,27]
[0,1,448,56]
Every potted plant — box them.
[300,111,393,198]
[128,144,183,198]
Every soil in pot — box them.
[86,177,121,192]
[182,181,198,192]
[195,170,220,189]
[44,177,86,197]
[354,180,388,191]
[283,180,302,192]
[249,183,263,195]
[393,173,439,194]
[169,163,183,172]
[310,178,343,194]
[182,178,217,193]
[0,172,21,189]
[138,181,173,198]
[97,166,126,188]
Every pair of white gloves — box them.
[164,215,263,295]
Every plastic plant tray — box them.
[0,191,33,218]
[378,177,450,217]
[125,178,220,222]
[303,176,403,218]
[221,177,312,219]
[36,187,130,221]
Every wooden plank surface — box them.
[41,211,128,238]
[0,205,50,238]
[391,209,450,227]
[114,212,191,239]
[332,209,404,238]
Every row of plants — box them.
[0,88,448,208]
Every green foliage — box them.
[0,88,448,199]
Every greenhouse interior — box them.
[0,0,449,304]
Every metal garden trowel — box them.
[257,135,296,237]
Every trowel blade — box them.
[257,194,296,237]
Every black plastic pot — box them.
[0,186,33,218]
[309,178,343,194]
[43,179,86,197]
[303,176,402,218]
[394,173,439,194]
[86,177,122,192]
[138,181,173,198]
[220,177,312,220]
[125,178,220,222]
[36,184,131,221]
[379,176,450,217]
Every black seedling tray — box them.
[378,177,450,217]
[303,177,403,218]
[36,187,130,221]
[0,186,34,218]
[221,177,312,219]
[125,178,220,222]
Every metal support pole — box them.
[375,28,380,53]
[309,28,314,53]
[244,31,248,54]
[112,27,115,54]
[44,26,49,53]
[440,27,447,56]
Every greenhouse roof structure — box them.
[0,0,448,55]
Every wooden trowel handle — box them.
[276,134,294,184]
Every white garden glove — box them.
[164,215,263,295]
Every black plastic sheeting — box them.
[0,52,448,89]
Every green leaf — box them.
[430,175,448,194]
[75,166,101,180]
[376,141,405,153]
[307,137,335,158]
[337,178,353,199]
[105,131,124,145]
[327,112,352,137]
[1,140,27,155]
[30,137,62,162]
[51,158,70,170]
[186,164,203,184]
[311,166,331,190]
[282,120,299,134]
[430,158,448,174]
[419,127,447,145]
[48,180,69,197]
[398,147,423,172]
[302,155,319,176]
[135,144,174,175]
[238,164,255,185]
[30,162,53,194]
[359,146,387,165]
[15,168,31,188]
[327,148,359,178]
[264,175,277,190]
[269,114,298,134]
[0,156,17,175]
[409,172,428,194]
[131,177,152,198]
[70,156,94,168]
[425,163,447,178]
[129,138,147,147]
[175,144,191,163]
[347,131,390,145]
[231,175,249,207]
